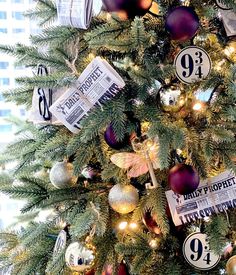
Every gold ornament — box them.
[65,242,95,272]
[108,183,139,214]
[226,255,236,275]
[49,161,77,189]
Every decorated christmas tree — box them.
[0,0,236,274]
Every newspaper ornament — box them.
[53,229,67,258]
[50,57,125,133]
[219,9,236,36]
[29,65,65,125]
[92,0,103,16]
[56,0,93,29]
[174,46,212,84]
[183,232,221,270]
[165,170,236,226]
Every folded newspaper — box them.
[49,57,125,133]
[165,170,236,226]
[29,65,65,125]
[56,0,93,29]
[220,9,236,36]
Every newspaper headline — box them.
[49,57,125,133]
[165,170,236,226]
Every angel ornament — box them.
[110,135,159,189]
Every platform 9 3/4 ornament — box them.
[183,232,220,270]
[174,46,211,84]
[216,0,232,10]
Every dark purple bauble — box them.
[102,0,152,18]
[168,163,200,195]
[104,124,129,150]
[102,262,129,275]
[142,211,161,235]
[85,269,95,275]
[165,6,200,41]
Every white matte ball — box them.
[108,183,139,214]
[49,161,76,189]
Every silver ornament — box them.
[108,184,139,214]
[49,161,76,189]
[65,242,95,272]
[53,230,67,258]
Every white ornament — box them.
[49,161,76,189]
[65,242,94,272]
[53,230,67,258]
[174,46,212,84]
[183,232,220,270]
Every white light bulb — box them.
[149,239,158,248]
[193,102,202,111]
[118,221,128,230]
[129,222,138,230]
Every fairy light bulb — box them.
[224,45,236,56]
[193,102,203,111]
[118,221,128,230]
[176,148,182,155]
[88,53,95,60]
[129,222,138,230]
[106,13,111,21]
[149,239,158,248]
[224,42,236,62]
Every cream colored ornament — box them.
[226,255,236,275]
[49,161,77,189]
[108,183,139,214]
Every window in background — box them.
[19,109,26,116]
[14,65,24,70]
[0,110,11,117]
[0,94,4,101]
[12,28,25,33]
[0,11,7,19]
[0,124,12,132]
[0,78,10,85]
[12,11,24,20]
[0,62,9,69]
[0,28,7,33]
[0,0,6,2]
[12,0,24,2]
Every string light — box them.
[176,148,182,155]
[88,53,95,60]
[193,102,203,111]
[106,13,111,21]
[129,222,138,230]
[118,221,128,230]
[149,239,158,248]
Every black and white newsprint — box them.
[217,1,236,37]
[49,57,125,133]
[56,0,93,29]
[165,170,236,226]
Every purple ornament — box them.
[142,211,161,235]
[102,0,152,18]
[104,124,129,150]
[165,6,199,41]
[168,163,200,195]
